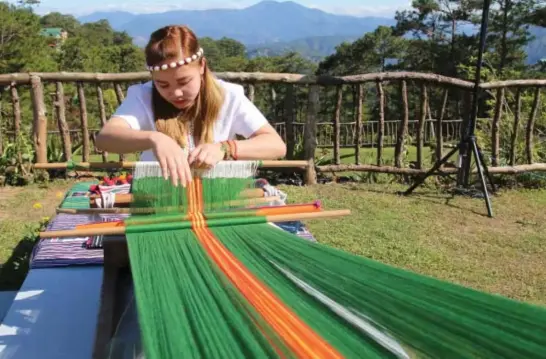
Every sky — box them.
[16,0,412,18]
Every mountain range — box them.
[77,0,545,65]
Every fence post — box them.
[304,85,319,185]
[30,74,48,163]
[284,84,295,159]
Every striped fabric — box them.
[30,179,317,269]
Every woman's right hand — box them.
[149,132,192,187]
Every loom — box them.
[37,160,546,359]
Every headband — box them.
[146,47,204,72]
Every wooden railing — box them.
[0,71,545,185]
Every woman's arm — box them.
[232,123,286,160]
[97,117,193,186]
[95,117,157,154]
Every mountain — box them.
[527,26,546,65]
[77,1,395,47]
[246,35,360,61]
[78,11,137,29]
[77,1,544,64]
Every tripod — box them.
[401,0,496,218]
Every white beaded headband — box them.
[146,47,204,72]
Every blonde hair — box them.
[145,25,224,148]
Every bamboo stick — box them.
[39,209,351,238]
[33,160,309,169]
[61,195,280,214]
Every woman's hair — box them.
[145,25,224,148]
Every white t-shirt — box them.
[112,79,268,161]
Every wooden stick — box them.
[39,209,351,238]
[60,195,281,214]
[89,188,266,206]
[33,160,309,170]
[75,201,323,229]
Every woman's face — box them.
[152,59,205,109]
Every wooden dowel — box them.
[39,209,351,238]
[76,201,322,230]
[62,195,280,214]
[33,160,309,169]
[89,188,266,205]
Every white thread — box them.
[133,160,259,180]
[271,262,410,359]
[262,184,287,206]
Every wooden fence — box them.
[0,71,545,184]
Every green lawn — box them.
[0,178,545,307]
[280,182,546,306]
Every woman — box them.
[96,25,286,187]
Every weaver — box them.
[41,160,546,359]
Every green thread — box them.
[116,161,546,359]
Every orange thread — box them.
[186,176,343,359]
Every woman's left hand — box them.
[188,143,225,169]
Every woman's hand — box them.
[188,143,225,169]
[149,132,192,187]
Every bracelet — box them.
[220,140,238,160]
[220,141,231,160]
[227,140,238,160]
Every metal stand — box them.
[400,0,496,218]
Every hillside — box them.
[246,35,360,61]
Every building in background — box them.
[40,28,68,48]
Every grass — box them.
[0,176,545,308]
[0,180,75,290]
[280,182,546,306]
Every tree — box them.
[0,2,57,74]
[393,0,476,76]
[317,26,406,75]
[526,6,546,26]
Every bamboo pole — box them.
[39,209,351,238]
